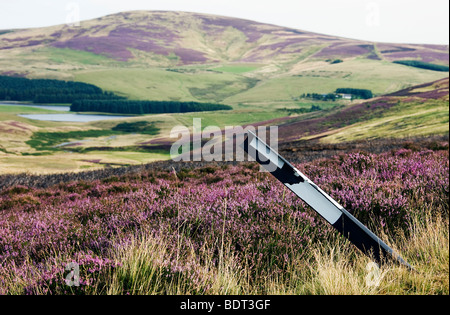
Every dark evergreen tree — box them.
[0,76,124,103]
[71,100,233,114]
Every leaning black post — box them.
[242,131,412,269]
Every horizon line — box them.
[1,9,449,46]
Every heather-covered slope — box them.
[0,144,448,295]
[1,11,448,66]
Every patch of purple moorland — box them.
[257,38,308,52]
[0,146,447,294]
[173,47,208,64]
[1,36,32,43]
[240,37,308,62]
[0,71,28,78]
[387,78,448,97]
[420,44,449,51]
[0,36,52,50]
[378,45,417,54]
[52,36,132,61]
[198,16,277,43]
[315,43,374,58]
[50,25,209,64]
[110,25,179,43]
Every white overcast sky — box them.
[0,0,448,44]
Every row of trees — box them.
[280,104,323,115]
[335,88,373,99]
[302,88,374,101]
[302,93,338,101]
[71,100,233,114]
[0,76,123,103]
[393,60,449,72]
[0,76,233,115]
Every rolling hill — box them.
[273,77,449,144]
[0,11,448,106]
[0,11,448,174]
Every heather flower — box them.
[0,147,447,294]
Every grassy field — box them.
[173,109,291,128]
[223,59,448,105]
[69,59,448,109]
[0,150,172,174]
[73,67,257,103]
[0,104,168,173]
[42,47,118,66]
[2,74,449,174]
[212,64,263,74]
[0,104,69,114]
[0,101,295,174]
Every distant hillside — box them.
[0,11,448,105]
[276,77,449,143]
[1,11,448,66]
[126,77,449,152]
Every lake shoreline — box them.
[0,101,137,122]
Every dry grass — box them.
[0,180,446,296]
[103,234,247,295]
[321,98,449,143]
[99,209,448,295]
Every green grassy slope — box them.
[73,68,258,103]
[69,58,447,109]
